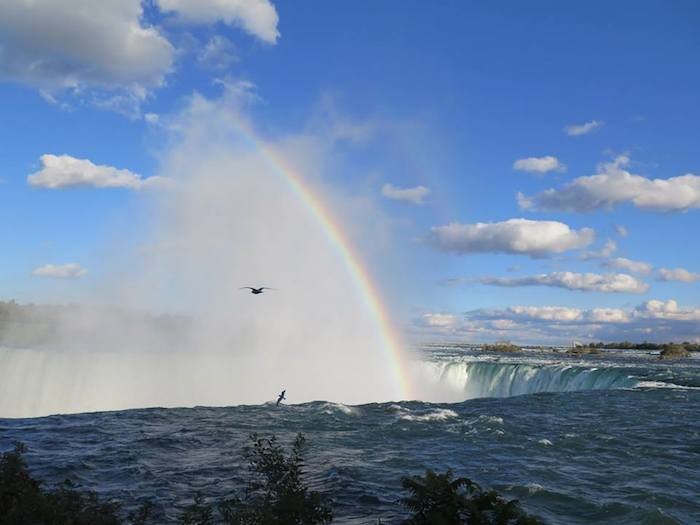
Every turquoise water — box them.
[1,348,699,524]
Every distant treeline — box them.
[1,435,543,525]
[481,342,521,353]
[577,341,700,352]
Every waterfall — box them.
[416,360,638,401]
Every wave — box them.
[418,360,639,400]
[397,408,459,422]
[319,402,360,416]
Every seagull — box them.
[276,390,286,406]
[240,287,274,295]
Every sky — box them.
[1,0,699,344]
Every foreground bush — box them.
[181,432,332,524]
[400,469,542,525]
[0,442,121,524]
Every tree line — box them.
[576,341,700,352]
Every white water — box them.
[415,360,638,403]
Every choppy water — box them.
[2,348,699,524]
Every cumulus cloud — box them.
[564,120,603,136]
[419,313,460,328]
[479,305,635,325]
[0,0,173,108]
[479,271,649,294]
[428,218,594,258]
[588,308,631,323]
[508,305,584,322]
[381,183,430,204]
[505,305,630,324]
[0,0,279,113]
[657,267,700,283]
[415,299,700,343]
[513,156,565,174]
[155,0,280,43]
[581,239,617,260]
[32,263,87,279]
[635,299,700,321]
[518,155,700,212]
[603,257,653,275]
[27,155,165,190]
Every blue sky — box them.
[1,1,699,343]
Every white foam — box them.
[526,483,544,494]
[478,415,504,425]
[399,408,459,422]
[320,402,360,416]
[635,380,695,390]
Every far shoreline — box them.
[422,340,699,360]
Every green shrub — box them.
[400,469,542,525]
[180,433,332,524]
[0,442,122,525]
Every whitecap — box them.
[526,483,544,494]
[320,402,359,416]
[400,409,459,422]
[478,415,504,425]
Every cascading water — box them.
[415,359,639,402]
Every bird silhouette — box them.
[240,287,274,295]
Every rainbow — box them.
[232,120,412,401]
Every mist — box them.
[0,89,410,418]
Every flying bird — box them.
[240,287,274,295]
[276,389,286,406]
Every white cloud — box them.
[155,0,280,43]
[428,218,594,258]
[27,155,165,190]
[588,308,630,323]
[144,113,160,125]
[635,299,700,321]
[415,299,700,343]
[32,263,87,279]
[519,155,700,212]
[0,0,173,105]
[480,271,649,293]
[564,120,603,136]
[513,156,565,174]
[509,306,583,322]
[381,183,430,204]
[420,313,460,328]
[603,257,653,275]
[198,35,238,70]
[581,239,617,260]
[614,224,628,237]
[482,304,632,325]
[657,267,700,283]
